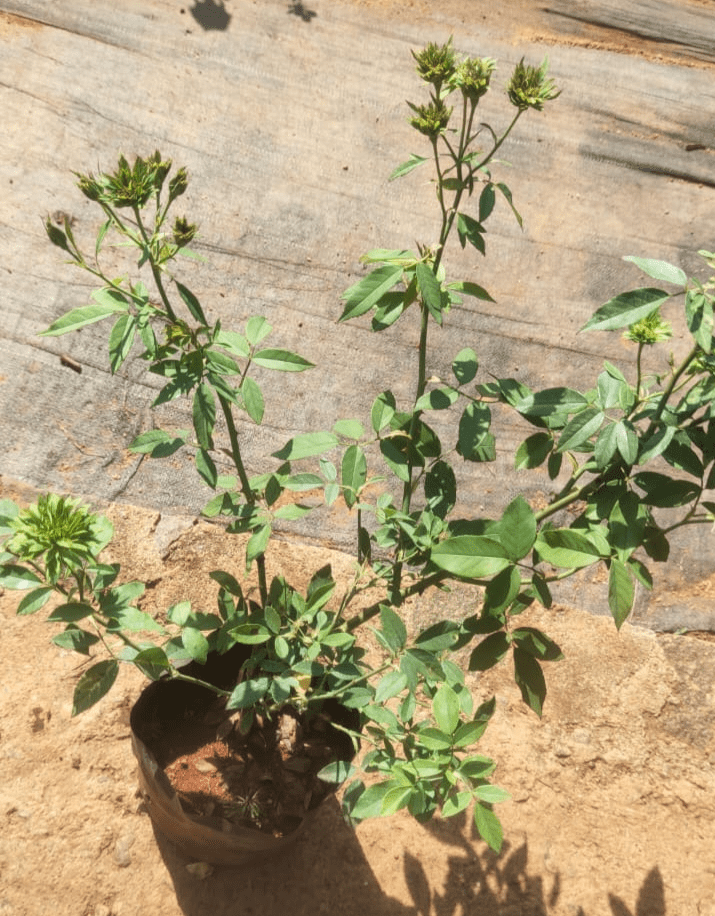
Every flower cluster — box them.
[452,57,496,103]
[507,57,561,111]
[76,151,173,209]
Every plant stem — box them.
[132,204,178,322]
[217,393,268,605]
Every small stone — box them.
[113,833,135,868]
[185,862,214,879]
[194,759,218,774]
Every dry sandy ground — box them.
[1,477,714,916]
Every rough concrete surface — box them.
[1,2,715,914]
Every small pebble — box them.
[113,833,135,868]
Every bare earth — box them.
[1,478,714,916]
[2,0,715,914]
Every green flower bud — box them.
[507,57,561,111]
[75,173,103,202]
[44,217,70,252]
[452,57,496,103]
[408,99,452,139]
[623,310,672,345]
[412,39,457,90]
[149,150,172,190]
[168,167,189,202]
[172,216,197,247]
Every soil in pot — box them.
[130,648,360,854]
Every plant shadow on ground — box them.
[151,798,414,916]
[404,813,666,915]
[287,2,317,22]
[149,798,665,915]
[188,0,231,30]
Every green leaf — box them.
[133,647,172,679]
[482,566,521,617]
[252,348,314,372]
[195,448,218,488]
[433,684,460,735]
[216,329,250,359]
[227,677,270,710]
[379,605,407,652]
[272,431,339,461]
[608,558,634,629]
[457,402,492,460]
[341,444,367,509]
[41,300,128,337]
[442,791,472,818]
[371,391,396,434]
[469,632,510,671]
[240,377,265,424]
[535,529,604,569]
[493,496,536,562]
[456,212,486,254]
[381,785,414,816]
[511,627,563,661]
[72,660,119,715]
[424,460,457,518]
[516,387,587,418]
[448,280,494,302]
[453,720,488,748]
[108,313,136,373]
[193,383,216,450]
[581,288,670,333]
[182,627,210,663]
[479,184,496,221]
[16,586,54,615]
[431,536,511,580]
[496,182,522,229]
[389,154,428,180]
[128,429,187,457]
[637,425,676,465]
[349,782,393,820]
[474,784,511,805]
[340,266,404,322]
[379,437,410,482]
[415,387,459,411]
[623,256,687,287]
[374,669,408,703]
[685,290,714,353]
[594,422,618,469]
[452,348,478,385]
[175,281,208,324]
[557,408,604,453]
[333,418,365,440]
[416,262,445,324]
[51,627,100,655]
[515,432,553,469]
[417,727,453,751]
[109,607,163,633]
[474,802,503,852]
[513,647,546,716]
[246,523,271,565]
[48,602,95,623]
[245,316,272,346]
[317,761,357,784]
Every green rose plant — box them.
[3,40,714,854]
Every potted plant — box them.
[3,39,715,864]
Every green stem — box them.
[644,344,700,437]
[132,205,178,322]
[217,394,268,606]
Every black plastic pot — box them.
[129,647,359,866]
